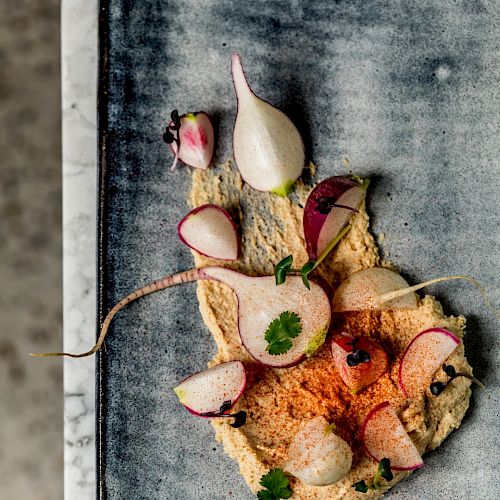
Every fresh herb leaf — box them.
[258,469,292,499]
[219,400,232,414]
[353,480,369,493]
[265,312,302,355]
[353,458,392,493]
[378,458,393,482]
[300,261,316,290]
[275,255,294,285]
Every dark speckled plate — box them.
[97,1,500,498]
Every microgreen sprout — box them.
[430,364,484,396]
[353,458,393,493]
[162,109,182,170]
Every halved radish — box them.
[169,111,214,170]
[178,204,239,261]
[332,268,418,312]
[173,361,246,416]
[303,176,367,261]
[331,334,388,394]
[284,416,352,486]
[361,401,424,471]
[398,328,461,399]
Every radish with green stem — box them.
[178,204,239,261]
[31,267,330,368]
[303,176,369,261]
[231,53,305,196]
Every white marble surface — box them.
[62,1,98,499]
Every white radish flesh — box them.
[285,416,352,486]
[231,54,305,196]
[398,328,461,399]
[361,401,424,471]
[178,204,239,261]
[170,112,214,170]
[332,268,418,312]
[173,361,246,415]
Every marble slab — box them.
[62,1,98,499]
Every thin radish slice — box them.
[169,112,214,170]
[173,361,246,416]
[178,204,239,261]
[332,268,418,312]
[284,416,352,486]
[202,267,331,367]
[303,176,367,261]
[361,401,424,471]
[398,328,461,399]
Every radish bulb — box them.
[303,176,369,261]
[178,204,239,261]
[173,361,246,415]
[284,416,353,486]
[163,111,214,171]
[231,54,305,196]
[32,267,331,368]
[332,268,418,312]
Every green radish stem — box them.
[30,268,204,359]
[378,275,500,321]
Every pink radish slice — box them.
[173,361,246,416]
[303,176,365,260]
[361,401,424,471]
[398,328,461,399]
[202,267,331,368]
[170,112,214,170]
[178,204,239,261]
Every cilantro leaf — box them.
[258,469,292,499]
[274,255,294,285]
[353,480,369,493]
[265,312,302,355]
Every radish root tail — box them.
[30,268,203,359]
[378,275,500,321]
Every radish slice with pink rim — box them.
[178,204,239,261]
[361,401,424,471]
[173,361,246,416]
[303,176,368,261]
[169,111,214,170]
[398,328,461,399]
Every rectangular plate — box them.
[97,1,500,498]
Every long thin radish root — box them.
[378,275,500,321]
[30,268,203,359]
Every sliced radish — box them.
[303,176,367,261]
[178,204,239,261]
[361,401,424,471]
[331,334,388,394]
[173,361,246,416]
[169,111,214,170]
[332,268,418,312]
[284,416,352,486]
[398,328,461,399]
[202,267,331,367]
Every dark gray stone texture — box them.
[101,0,500,498]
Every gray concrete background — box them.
[0,1,62,499]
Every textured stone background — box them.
[0,1,63,499]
